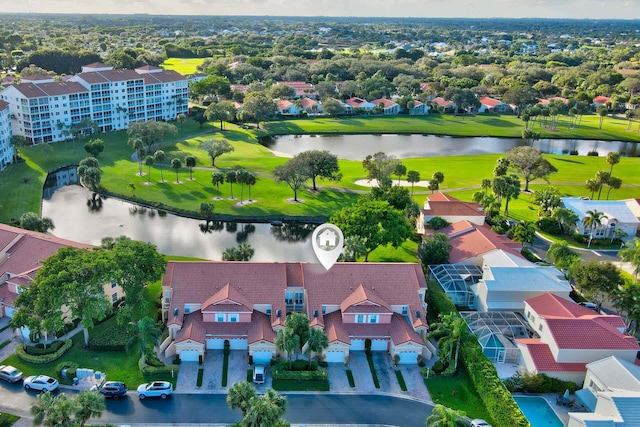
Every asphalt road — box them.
[0,382,434,426]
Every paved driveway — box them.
[176,350,248,393]
[327,351,431,402]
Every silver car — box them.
[0,365,23,383]
[136,381,173,399]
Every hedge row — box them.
[88,323,129,352]
[25,340,65,355]
[428,282,530,427]
[271,362,327,381]
[16,339,72,364]
[138,358,179,377]
[505,372,579,394]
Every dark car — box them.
[91,381,127,399]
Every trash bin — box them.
[73,377,79,385]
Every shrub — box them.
[427,216,451,230]
[432,359,448,374]
[138,358,179,377]
[587,150,599,156]
[88,322,129,351]
[196,368,204,387]
[573,233,587,243]
[521,248,541,263]
[365,352,380,388]
[395,370,408,391]
[26,340,65,355]
[289,359,318,371]
[173,356,181,365]
[569,150,579,155]
[346,369,355,387]
[537,217,561,235]
[54,319,81,338]
[271,362,327,381]
[318,360,328,368]
[505,372,578,394]
[16,339,72,364]
[56,361,79,379]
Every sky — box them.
[0,0,639,19]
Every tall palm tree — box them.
[144,155,154,184]
[154,150,166,182]
[407,170,420,196]
[171,158,182,183]
[212,171,225,192]
[429,313,468,371]
[607,151,621,175]
[275,328,299,370]
[226,381,256,416]
[426,404,467,427]
[176,113,186,138]
[620,238,640,281]
[226,170,237,199]
[306,327,329,368]
[552,207,579,235]
[74,391,106,427]
[245,172,257,201]
[585,178,599,200]
[127,316,161,367]
[185,156,196,180]
[595,170,611,200]
[547,241,579,271]
[583,209,608,248]
[132,138,145,176]
[512,221,536,249]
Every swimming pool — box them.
[514,396,564,427]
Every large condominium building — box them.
[0,63,188,145]
[0,100,13,171]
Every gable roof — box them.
[201,283,253,312]
[561,198,639,225]
[432,97,454,107]
[8,82,88,98]
[479,96,503,107]
[586,356,640,392]
[370,98,398,108]
[422,193,483,218]
[339,284,392,313]
[526,292,601,318]
[437,220,524,263]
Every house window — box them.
[229,314,239,323]
[356,315,365,323]
[369,315,379,324]
[322,305,327,314]
[216,314,225,322]
[111,293,118,303]
[285,291,293,304]
[111,282,117,288]
[184,306,190,314]
[538,324,543,332]
[266,305,272,315]
[401,306,408,315]
[295,291,304,305]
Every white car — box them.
[136,381,173,399]
[470,420,492,427]
[253,364,266,384]
[23,375,59,392]
[0,365,23,383]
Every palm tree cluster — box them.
[32,390,105,427]
[214,168,257,202]
[227,382,289,427]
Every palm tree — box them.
[583,209,608,248]
[597,105,608,129]
[426,404,467,427]
[32,392,75,427]
[606,176,622,200]
[595,170,610,200]
[154,150,166,182]
[235,168,250,203]
[144,155,154,184]
[74,391,106,427]
[585,178,599,199]
[512,221,536,249]
[407,170,420,196]
[176,113,186,138]
[212,171,225,192]
[132,138,145,176]
[244,389,287,427]
[226,170,237,199]
[128,183,136,198]
[306,327,329,368]
[127,316,161,367]
[226,380,256,416]
[245,172,257,201]
[620,238,640,281]
[625,110,634,130]
[275,328,299,370]
[185,156,196,180]
[429,313,467,371]
[171,158,182,183]
[552,207,579,235]
[547,241,579,271]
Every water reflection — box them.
[264,134,638,160]
[42,185,318,262]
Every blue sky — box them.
[0,0,638,19]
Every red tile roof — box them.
[593,96,611,104]
[345,97,371,107]
[175,311,206,344]
[432,97,454,107]
[201,283,253,312]
[422,193,483,218]
[517,339,587,372]
[479,96,503,107]
[526,293,598,318]
[340,284,392,313]
[300,97,318,108]
[83,62,110,69]
[323,311,351,344]
[370,98,398,108]
[435,220,524,263]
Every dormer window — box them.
[229,314,239,323]
[184,306,190,314]
[369,315,379,324]
[216,314,225,322]
[356,315,365,323]
[401,306,408,315]
[266,305,272,315]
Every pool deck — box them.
[514,393,588,426]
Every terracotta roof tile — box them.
[370,98,398,107]
[516,339,587,372]
[479,96,503,107]
[546,318,639,350]
[175,312,206,344]
[340,284,392,313]
[248,311,277,344]
[201,283,252,312]
[526,293,597,318]
[323,311,350,344]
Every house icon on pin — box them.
[318,229,338,250]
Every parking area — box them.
[176,350,248,393]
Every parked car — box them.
[0,365,23,383]
[470,420,492,427]
[91,381,127,399]
[23,375,59,392]
[253,364,266,384]
[136,381,173,399]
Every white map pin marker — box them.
[311,223,344,270]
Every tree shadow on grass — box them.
[552,157,585,164]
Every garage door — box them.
[229,339,247,350]
[350,339,365,351]
[253,351,272,363]
[371,340,388,352]
[206,338,225,349]
[324,351,345,363]
[180,350,200,362]
[397,352,417,364]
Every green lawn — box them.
[161,58,206,75]
[425,369,494,423]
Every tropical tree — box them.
[407,170,421,195]
[171,158,182,183]
[127,316,161,367]
[176,113,186,138]
[394,163,407,184]
[185,155,196,180]
[154,150,166,182]
[418,233,452,266]
[505,146,557,192]
[212,171,225,192]
[595,170,611,200]
[597,105,608,129]
[551,207,579,235]
[206,100,236,130]
[425,404,467,427]
[201,139,234,167]
[330,200,413,261]
[428,313,468,371]
[222,242,255,261]
[362,152,400,185]
[585,178,599,199]
[226,169,237,199]
[275,328,300,369]
[570,260,625,309]
[306,327,329,368]
[245,172,257,201]
[32,392,75,427]
[226,381,256,416]
[512,221,536,249]
[547,241,580,271]
[83,138,104,157]
[583,209,608,247]
[18,212,55,233]
[607,151,621,174]
[322,98,343,118]
[127,120,177,153]
[619,238,640,281]
[144,155,154,184]
[74,391,106,427]
[243,388,288,427]
[273,157,311,202]
[131,138,145,176]
[492,175,521,217]
[82,167,102,191]
[235,168,251,203]
[128,183,136,198]
[242,91,276,128]
[295,150,341,191]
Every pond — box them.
[264,134,640,160]
[42,185,319,262]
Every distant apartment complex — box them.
[0,63,188,146]
[0,100,13,171]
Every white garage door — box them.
[180,350,200,362]
[4,307,14,318]
[252,351,272,363]
[206,338,225,349]
[397,352,417,364]
[371,340,388,352]
[350,339,365,351]
[229,339,247,350]
[324,351,346,363]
